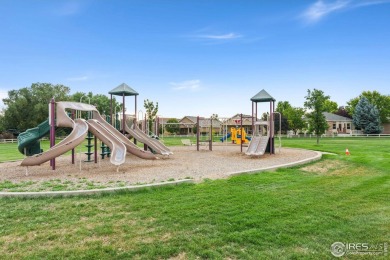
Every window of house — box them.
[347,123,350,129]
[333,123,336,129]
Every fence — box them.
[287,133,390,138]
[0,139,18,143]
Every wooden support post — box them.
[144,114,147,151]
[50,98,56,170]
[110,94,113,125]
[252,101,254,135]
[240,113,243,153]
[122,93,125,134]
[71,109,75,164]
[196,116,200,151]
[210,118,213,151]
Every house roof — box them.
[199,118,222,127]
[108,83,139,96]
[250,89,275,102]
[323,112,353,122]
[157,117,175,124]
[229,113,253,119]
[179,116,205,123]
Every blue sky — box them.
[1,0,389,118]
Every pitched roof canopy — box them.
[109,83,139,96]
[250,89,275,102]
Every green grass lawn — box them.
[0,138,389,259]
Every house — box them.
[179,116,198,135]
[323,112,354,135]
[382,122,390,134]
[178,116,221,135]
[221,114,254,135]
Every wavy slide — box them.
[92,111,157,160]
[86,119,126,166]
[125,123,172,156]
[21,119,88,166]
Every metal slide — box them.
[125,123,172,156]
[86,119,126,166]
[92,111,157,160]
[20,119,88,166]
[245,134,270,156]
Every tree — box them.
[274,114,289,134]
[144,99,159,134]
[165,118,179,134]
[276,101,292,118]
[0,112,5,133]
[70,92,121,117]
[284,107,306,134]
[352,97,381,134]
[323,100,338,113]
[347,91,390,123]
[275,102,306,134]
[334,106,352,119]
[2,83,70,131]
[304,89,330,144]
[261,112,269,121]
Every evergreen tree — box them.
[352,97,381,134]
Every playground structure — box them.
[246,89,276,156]
[228,127,251,145]
[17,83,171,170]
[246,121,270,156]
[16,86,279,174]
[18,101,160,168]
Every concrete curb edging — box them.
[227,150,322,177]
[0,179,194,198]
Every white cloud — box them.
[170,80,201,91]
[301,0,350,23]
[301,0,390,24]
[67,76,88,81]
[198,33,242,40]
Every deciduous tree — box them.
[2,83,70,131]
[304,89,330,144]
[334,106,352,118]
[144,99,159,133]
[323,100,338,113]
[285,107,306,135]
[165,118,179,134]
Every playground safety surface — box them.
[0,145,321,192]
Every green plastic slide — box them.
[17,119,50,156]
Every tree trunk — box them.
[316,134,320,144]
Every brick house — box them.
[323,112,354,135]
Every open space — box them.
[1,137,389,259]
